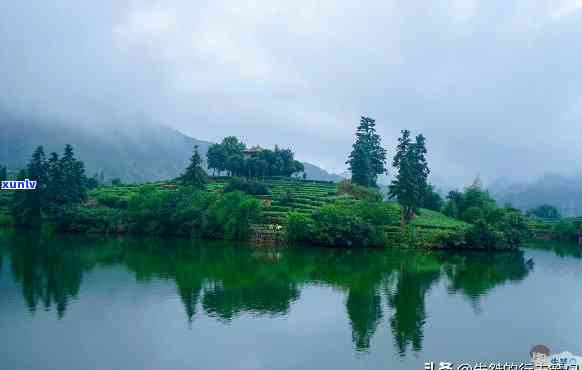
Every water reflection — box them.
[6,233,88,317]
[526,241,582,259]
[442,252,534,301]
[388,266,439,355]
[0,230,536,354]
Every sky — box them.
[2,0,582,187]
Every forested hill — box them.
[0,112,343,183]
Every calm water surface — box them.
[1,230,581,370]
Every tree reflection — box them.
[5,232,88,318]
[346,285,384,351]
[526,240,582,259]
[387,268,440,356]
[0,230,535,354]
[441,250,534,301]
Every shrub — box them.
[96,193,129,209]
[426,227,467,248]
[206,191,262,240]
[496,209,530,247]
[310,200,396,247]
[276,189,296,206]
[312,204,375,247]
[285,212,312,244]
[223,178,271,195]
[465,219,504,249]
[552,220,578,241]
[443,187,530,248]
[51,205,122,234]
[337,180,382,202]
[125,186,218,236]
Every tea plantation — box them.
[0,177,467,242]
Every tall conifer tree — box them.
[180,145,207,188]
[389,131,430,225]
[11,146,48,228]
[346,116,387,187]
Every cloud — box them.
[1,0,582,186]
[551,0,582,19]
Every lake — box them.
[1,230,581,370]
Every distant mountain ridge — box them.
[491,173,582,217]
[0,112,343,183]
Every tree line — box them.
[207,136,305,178]
[10,145,89,228]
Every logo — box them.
[530,344,582,369]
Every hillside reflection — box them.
[0,230,534,354]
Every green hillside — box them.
[0,177,466,245]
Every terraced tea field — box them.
[0,177,467,239]
[205,177,466,234]
[207,177,339,224]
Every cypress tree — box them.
[180,145,207,188]
[60,144,87,203]
[347,116,387,187]
[11,146,48,228]
[46,152,66,206]
[389,131,430,225]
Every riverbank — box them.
[0,177,477,249]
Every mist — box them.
[2,0,582,188]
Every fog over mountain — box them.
[2,1,582,188]
[490,173,582,217]
[0,112,342,183]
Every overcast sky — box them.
[2,0,582,187]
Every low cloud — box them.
[2,0,582,187]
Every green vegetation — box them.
[547,218,582,243]
[10,145,87,229]
[287,200,397,247]
[421,184,444,212]
[0,124,542,250]
[1,164,471,248]
[389,130,430,225]
[0,230,536,352]
[346,116,387,188]
[527,204,561,219]
[443,185,530,249]
[177,145,207,188]
[223,178,270,195]
[337,180,383,202]
[207,136,304,178]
